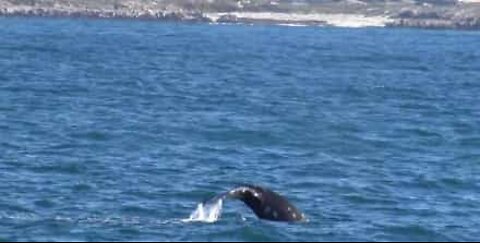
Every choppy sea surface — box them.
[0,17,479,241]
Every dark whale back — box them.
[228,185,305,222]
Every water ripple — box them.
[0,18,479,241]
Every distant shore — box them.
[0,7,390,28]
[1,1,480,30]
[205,12,391,28]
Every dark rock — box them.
[217,14,239,23]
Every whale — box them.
[203,185,306,222]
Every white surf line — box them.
[206,12,393,28]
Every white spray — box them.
[183,196,225,223]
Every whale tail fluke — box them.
[185,185,306,223]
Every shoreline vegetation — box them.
[1,0,480,30]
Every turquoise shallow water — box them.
[0,17,479,241]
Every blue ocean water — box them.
[0,17,479,241]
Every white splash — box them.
[183,198,224,223]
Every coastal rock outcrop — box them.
[1,0,480,30]
[388,7,480,29]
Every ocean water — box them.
[0,17,479,241]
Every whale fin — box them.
[227,185,305,222]
[188,185,306,223]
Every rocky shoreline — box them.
[0,7,212,23]
[1,0,480,30]
[0,7,390,27]
[387,4,480,30]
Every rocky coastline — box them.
[1,0,480,30]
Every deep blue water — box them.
[0,17,479,241]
